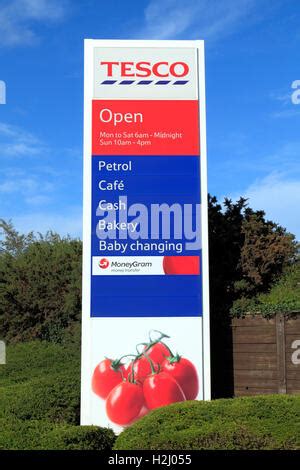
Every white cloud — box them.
[218,140,300,179]
[270,86,300,119]
[0,177,33,193]
[231,172,300,240]
[270,91,292,106]
[271,109,300,119]
[10,207,83,238]
[0,0,68,47]
[269,87,292,106]
[24,194,52,205]
[0,163,55,210]
[0,179,15,193]
[0,122,46,157]
[0,175,52,194]
[137,0,263,41]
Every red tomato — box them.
[146,342,171,365]
[162,357,199,400]
[127,356,159,383]
[138,405,149,419]
[143,372,186,410]
[123,405,149,428]
[92,358,125,399]
[163,256,200,275]
[106,381,144,426]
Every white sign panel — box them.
[81,40,210,433]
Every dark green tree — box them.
[208,196,296,319]
[207,197,296,398]
[0,220,82,343]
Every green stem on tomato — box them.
[145,338,174,359]
[146,330,175,358]
[142,350,157,375]
[135,331,177,363]
[111,354,137,371]
[148,329,170,344]
[127,359,136,384]
[135,342,148,355]
[166,352,181,363]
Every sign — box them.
[81,40,210,431]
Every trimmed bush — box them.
[0,340,81,424]
[114,396,300,450]
[0,418,115,450]
[0,338,116,450]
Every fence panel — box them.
[231,313,300,395]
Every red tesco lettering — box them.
[100,61,189,78]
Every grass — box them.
[114,396,300,450]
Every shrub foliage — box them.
[0,419,115,450]
[230,262,300,316]
[208,196,296,320]
[114,396,300,450]
[0,220,82,342]
[0,338,115,450]
[0,337,81,424]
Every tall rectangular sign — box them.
[81,40,210,431]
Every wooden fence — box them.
[231,314,300,396]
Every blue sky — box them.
[0,0,299,239]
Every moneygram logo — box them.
[92,256,160,276]
[99,61,190,86]
[99,258,110,269]
[111,260,152,269]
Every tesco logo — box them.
[100,61,189,78]
[99,258,110,269]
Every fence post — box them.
[276,313,287,394]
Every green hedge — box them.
[0,340,81,424]
[0,418,115,450]
[0,229,82,343]
[114,396,300,450]
[0,338,115,450]
[230,263,300,317]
